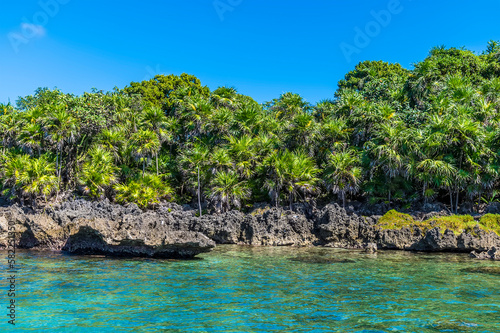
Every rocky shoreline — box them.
[1,199,500,259]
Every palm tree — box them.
[286,111,318,152]
[130,129,161,177]
[114,174,174,209]
[337,89,365,117]
[2,154,58,205]
[441,113,486,210]
[178,95,213,139]
[210,86,241,111]
[96,127,126,163]
[1,154,31,201]
[180,143,209,216]
[227,135,256,179]
[143,106,171,175]
[209,147,233,174]
[323,150,363,208]
[371,122,408,204]
[0,108,21,148]
[416,159,456,210]
[234,103,263,135]
[45,107,79,186]
[18,123,43,156]
[78,146,119,199]
[268,92,311,119]
[264,150,320,209]
[21,156,58,204]
[317,118,350,158]
[206,170,250,213]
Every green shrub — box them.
[114,174,173,209]
[79,146,118,199]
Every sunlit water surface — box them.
[2,246,500,332]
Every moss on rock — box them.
[377,211,500,236]
[421,215,476,235]
[479,214,500,236]
[377,210,416,230]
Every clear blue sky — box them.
[1,0,499,105]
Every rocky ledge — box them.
[0,199,499,258]
[0,203,215,259]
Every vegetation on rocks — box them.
[377,210,500,236]
[479,214,500,236]
[376,210,416,230]
[1,41,500,212]
[421,215,477,235]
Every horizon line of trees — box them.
[1,41,500,214]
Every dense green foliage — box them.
[1,42,500,211]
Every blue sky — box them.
[1,0,500,105]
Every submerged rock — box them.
[462,266,500,275]
[363,243,377,253]
[470,247,500,261]
[290,256,356,264]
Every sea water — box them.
[2,246,499,332]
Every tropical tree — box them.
[45,107,79,185]
[416,159,456,210]
[143,106,171,175]
[114,174,174,209]
[130,129,161,177]
[264,150,320,209]
[2,154,58,204]
[323,150,363,208]
[206,170,250,213]
[96,127,126,164]
[180,143,210,216]
[78,146,119,199]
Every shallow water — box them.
[1,246,500,332]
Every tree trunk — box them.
[423,182,427,204]
[449,190,454,214]
[58,144,63,184]
[55,152,59,196]
[156,152,159,176]
[456,153,463,213]
[142,158,145,177]
[275,183,279,208]
[198,165,202,217]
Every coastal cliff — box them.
[1,199,499,258]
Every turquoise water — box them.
[2,246,500,332]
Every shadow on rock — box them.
[62,226,215,259]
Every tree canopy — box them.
[1,41,500,212]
